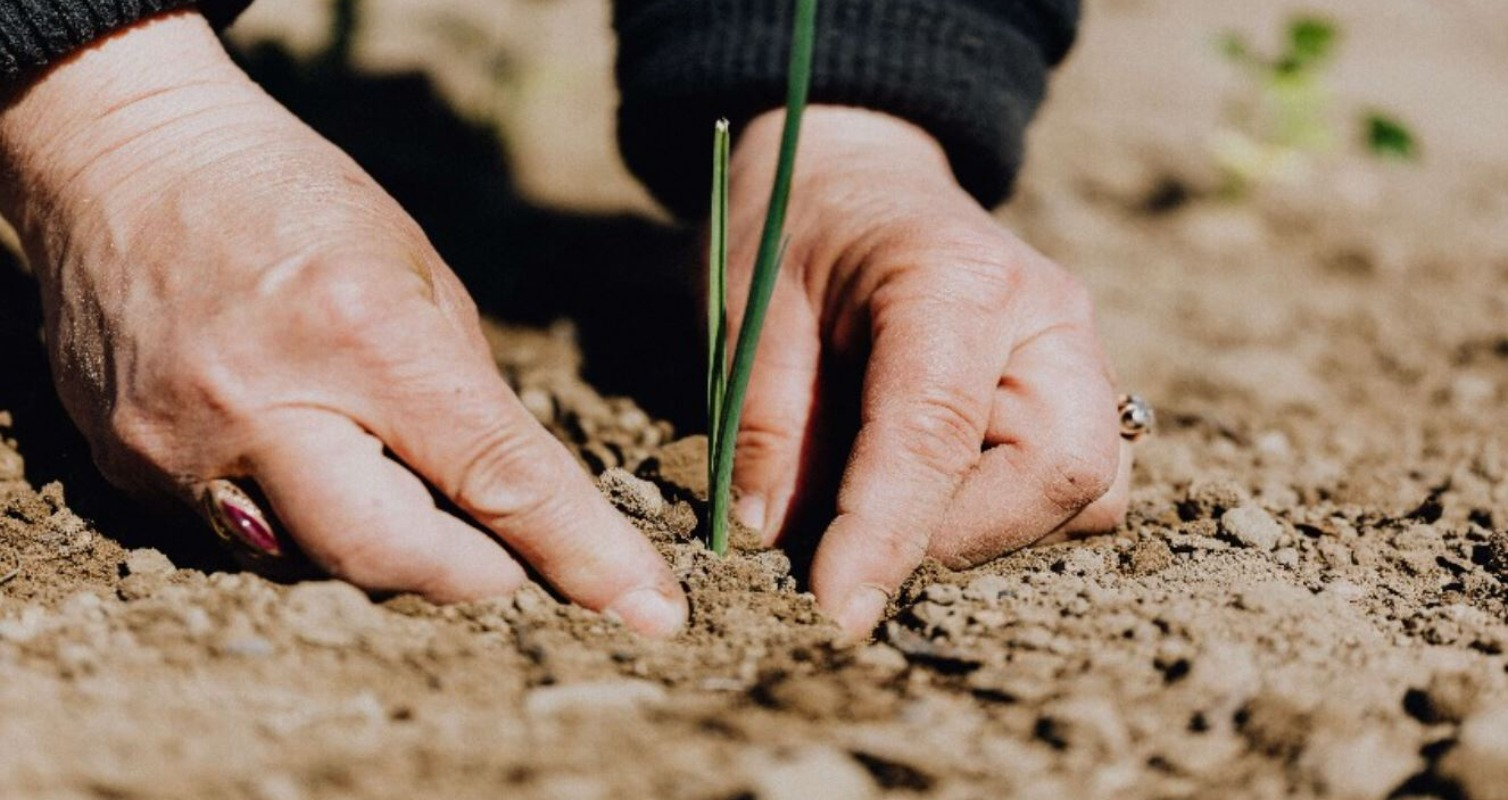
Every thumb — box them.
[728,280,821,545]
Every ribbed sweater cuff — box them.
[0,0,252,82]
[615,0,1077,219]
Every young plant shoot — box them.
[1215,15,1419,193]
[707,119,730,514]
[706,0,817,556]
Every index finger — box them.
[356,318,687,637]
[810,277,1008,638]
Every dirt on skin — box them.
[6,0,1508,798]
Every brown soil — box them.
[5,1,1508,798]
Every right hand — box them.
[0,10,687,636]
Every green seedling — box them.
[1363,112,1418,162]
[1215,15,1419,193]
[706,0,817,555]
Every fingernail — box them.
[835,585,890,641]
[735,494,767,534]
[604,587,688,638]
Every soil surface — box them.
[5,1,1508,798]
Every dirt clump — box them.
[4,0,1508,797]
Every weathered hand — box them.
[725,107,1130,638]
[0,12,686,636]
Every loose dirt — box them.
[4,0,1508,798]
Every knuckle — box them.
[450,427,568,527]
[103,405,160,458]
[733,421,801,464]
[1036,448,1117,516]
[892,389,984,478]
[285,258,420,349]
[867,520,930,569]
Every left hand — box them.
[722,106,1131,639]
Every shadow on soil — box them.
[0,40,703,571]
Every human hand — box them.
[0,12,686,635]
[723,107,1130,639]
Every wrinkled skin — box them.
[0,11,1126,641]
[725,109,1129,634]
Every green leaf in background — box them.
[1283,16,1337,73]
[1364,113,1420,162]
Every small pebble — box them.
[962,575,1014,604]
[1273,547,1300,567]
[1220,505,1283,551]
[1182,479,1250,519]
[123,548,176,578]
[0,445,23,481]
[1301,729,1420,800]
[614,406,652,434]
[1437,703,1508,800]
[1124,537,1176,576]
[744,746,877,800]
[1059,548,1106,575]
[524,680,667,717]
[854,643,909,676]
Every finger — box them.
[810,285,1006,638]
[728,280,822,545]
[246,412,529,600]
[1032,439,1133,547]
[369,342,688,637]
[1058,438,1132,536]
[929,326,1121,567]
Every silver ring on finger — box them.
[1118,394,1155,442]
[194,478,284,559]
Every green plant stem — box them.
[708,0,817,556]
[707,120,731,497]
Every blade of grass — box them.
[709,0,817,555]
[708,119,731,497]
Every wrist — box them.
[0,11,253,228]
[734,106,957,196]
[728,106,972,296]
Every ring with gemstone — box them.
[196,478,284,559]
[1118,394,1155,442]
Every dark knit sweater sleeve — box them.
[614,0,1080,218]
[0,0,252,82]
